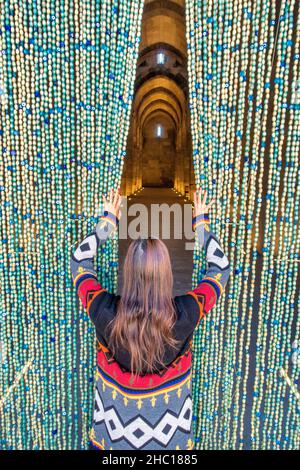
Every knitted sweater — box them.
[70,211,230,450]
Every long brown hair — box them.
[108,238,179,375]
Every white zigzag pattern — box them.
[73,234,97,261]
[93,388,192,449]
[206,237,229,269]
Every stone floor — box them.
[117,187,194,296]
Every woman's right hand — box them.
[193,187,215,218]
[102,188,122,220]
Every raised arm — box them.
[70,189,121,317]
[187,188,230,320]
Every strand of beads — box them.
[237,0,276,448]
[33,1,47,447]
[236,0,268,448]
[194,0,217,449]
[212,0,241,448]
[1,0,16,448]
[282,161,300,449]
[250,0,295,449]
[262,2,298,449]
[0,2,8,450]
[23,0,46,448]
[60,0,79,449]
[237,0,277,449]
[74,0,92,448]
[200,0,221,448]
[207,0,232,449]
[52,0,67,448]
[30,0,47,447]
[216,0,253,449]
[264,107,299,449]
[283,17,300,446]
[205,0,222,447]
[262,12,299,445]
[2,0,37,448]
[186,0,210,448]
[44,0,62,448]
[226,0,261,449]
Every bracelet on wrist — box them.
[192,213,210,231]
[100,210,119,228]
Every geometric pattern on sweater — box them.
[206,234,230,271]
[96,349,192,397]
[96,367,191,399]
[90,347,195,450]
[97,342,193,378]
[93,387,193,449]
[187,280,220,319]
[73,233,98,261]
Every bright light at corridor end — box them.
[157,52,165,64]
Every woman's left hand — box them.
[102,188,122,220]
[193,187,215,218]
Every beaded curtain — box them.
[186,0,299,449]
[0,1,144,449]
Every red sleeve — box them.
[187,278,219,323]
[76,276,106,316]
